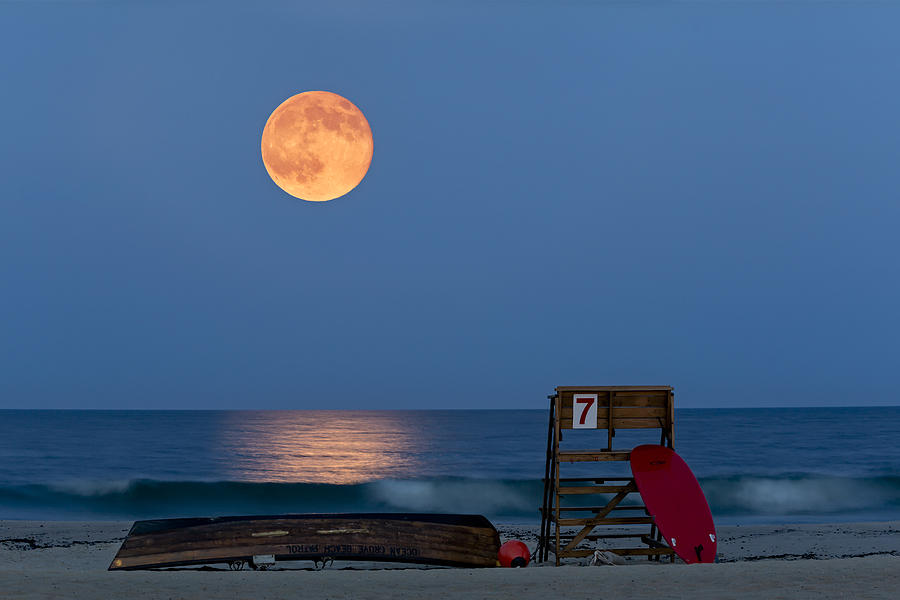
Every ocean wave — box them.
[1,475,898,522]
[701,474,900,516]
[0,478,543,521]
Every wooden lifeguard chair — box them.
[538,386,677,564]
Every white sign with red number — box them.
[572,394,598,429]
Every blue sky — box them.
[1,1,898,408]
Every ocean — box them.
[2,408,899,525]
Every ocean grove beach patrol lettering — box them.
[284,544,419,557]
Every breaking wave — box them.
[1,475,898,522]
[701,474,900,517]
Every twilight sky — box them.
[1,1,898,409]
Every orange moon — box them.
[260,91,373,202]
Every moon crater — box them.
[261,91,373,201]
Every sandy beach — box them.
[1,520,897,599]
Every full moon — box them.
[260,91,373,202]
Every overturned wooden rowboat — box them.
[109,513,500,570]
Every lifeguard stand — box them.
[538,386,676,564]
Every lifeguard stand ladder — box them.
[538,386,677,565]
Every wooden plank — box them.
[612,390,671,397]
[668,389,676,449]
[555,477,633,483]
[554,547,676,559]
[541,505,645,516]
[557,390,651,401]
[560,533,648,540]
[613,407,667,418]
[641,535,671,548]
[539,394,555,563]
[558,483,636,495]
[557,450,631,462]
[553,393,561,566]
[556,516,655,526]
[555,547,675,558]
[558,506,647,512]
[558,409,667,430]
[558,405,666,421]
[556,385,673,394]
[612,395,669,407]
[612,418,667,429]
[607,391,614,449]
[553,549,596,558]
[607,547,675,556]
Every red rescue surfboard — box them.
[630,445,716,564]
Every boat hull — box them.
[109,513,500,570]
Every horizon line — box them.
[1,405,898,411]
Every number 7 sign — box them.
[572,394,598,429]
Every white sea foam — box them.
[701,476,900,514]
[46,479,136,496]
[368,479,535,515]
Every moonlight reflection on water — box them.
[215,411,424,484]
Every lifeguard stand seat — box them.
[538,386,676,565]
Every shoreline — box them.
[1,520,898,599]
[2,519,899,563]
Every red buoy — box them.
[498,540,530,568]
